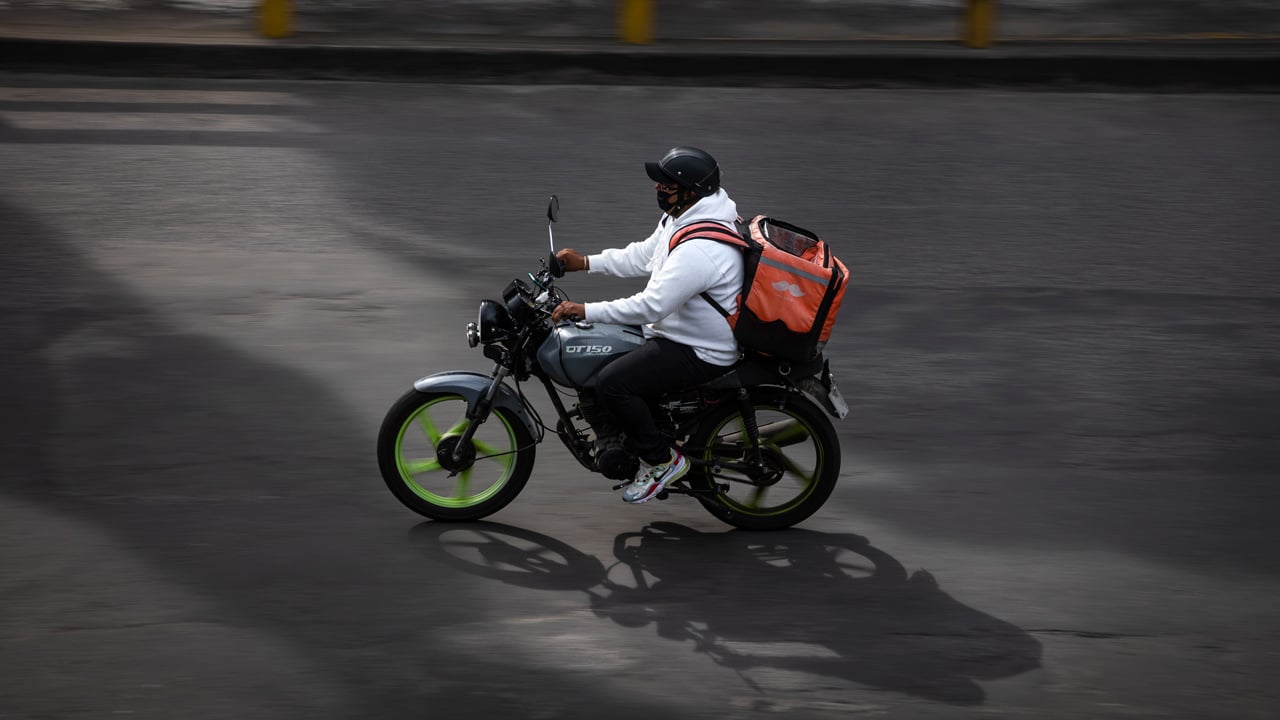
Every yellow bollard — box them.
[619,0,654,45]
[965,0,995,48]
[260,0,293,39]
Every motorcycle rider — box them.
[550,146,744,504]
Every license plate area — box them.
[822,362,849,419]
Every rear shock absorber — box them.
[737,387,765,467]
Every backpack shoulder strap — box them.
[699,291,731,318]
[667,221,745,319]
[668,221,748,253]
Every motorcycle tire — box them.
[685,386,841,531]
[377,389,536,521]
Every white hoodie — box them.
[584,189,744,366]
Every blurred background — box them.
[3,0,1280,41]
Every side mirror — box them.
[546,195,562,276]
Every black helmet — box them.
[645,146,721,197]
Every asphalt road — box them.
[1,75,1278,719]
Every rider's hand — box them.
[551,301,585,323]
[555,249,589,273]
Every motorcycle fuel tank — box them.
[537,322,644,388]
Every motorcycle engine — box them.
[577,392,639,481]
[595,436,638,481]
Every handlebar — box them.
[507,263,570,320]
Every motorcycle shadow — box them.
[409,520,1041,705]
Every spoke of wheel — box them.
[416,412,442,443]
[422,407,473,440]
[405,458,442,475]
[763,420,809,448]
[472,439,515,474]
[748,485,768,509]
[454,466,473,499]
[778,453,816,485]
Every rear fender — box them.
[413,371,539,439]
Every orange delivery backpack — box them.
[670,215,849,363]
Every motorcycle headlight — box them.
[477,299,514,344]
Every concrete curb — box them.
[2,36,1278,89]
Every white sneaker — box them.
[621,449,689,504]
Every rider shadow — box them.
[410,520,1041,705]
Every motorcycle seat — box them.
[701,352,825,390]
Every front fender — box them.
[413,371,539,440]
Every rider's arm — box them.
[583,239,718,325]
[587,224,661,278]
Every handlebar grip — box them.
[549,251,565,278]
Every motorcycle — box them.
[376,196,849,530]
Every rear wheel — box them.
[685,387,840,530]
[377,389,535,521]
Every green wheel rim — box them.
[394,396,520,508]
[705,407,824,517]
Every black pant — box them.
[594,337,730,465]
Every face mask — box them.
[657,188,681,213]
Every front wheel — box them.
[377,389,536,521]
[685,387,841,530]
